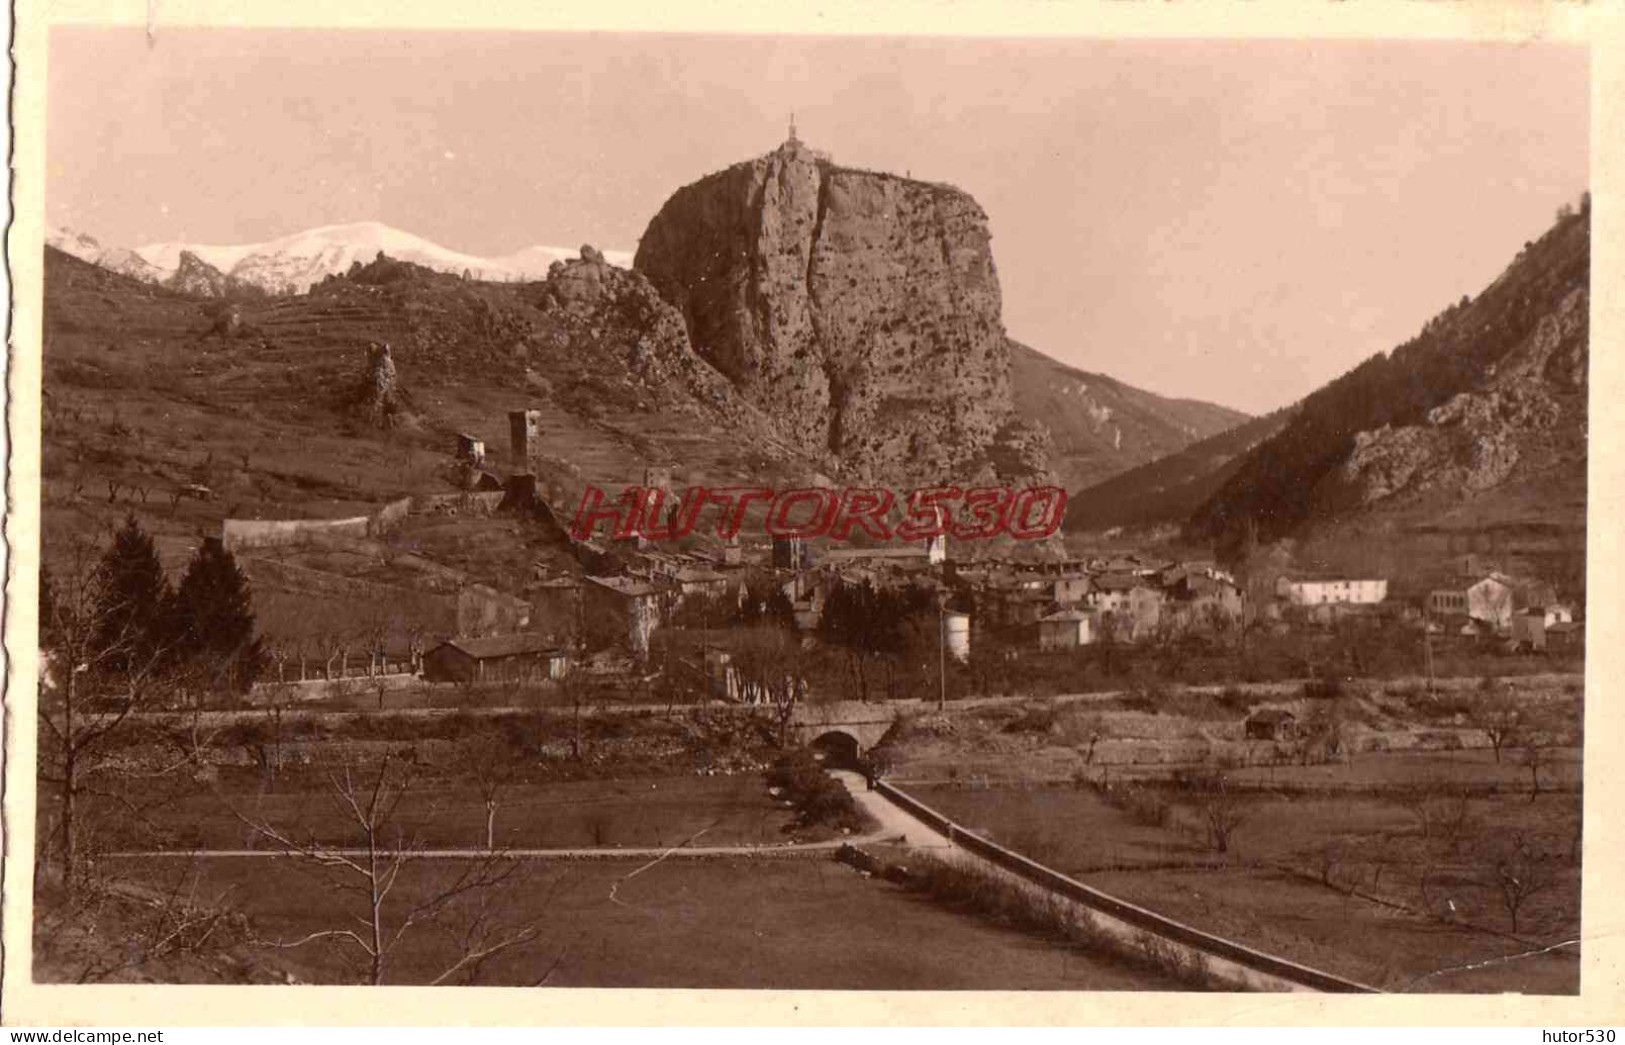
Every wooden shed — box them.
[1245,708,1297,741]
[422,634,569,684]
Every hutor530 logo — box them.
[569,485,1066,542]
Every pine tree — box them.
[93,515,173,673]
[169,537,265,694]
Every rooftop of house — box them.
[584,575,669,598]
[438,634,566,660]
[1039,610,1092,623]
[1282,574,1388,585]
[818,546,934,562]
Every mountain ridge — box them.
[1007,341,1252,495]
[1187,201,1589,564]
[48,221,635,296]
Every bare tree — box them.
[233,752,555,985]
[1183,769,1249,854]
[463,740,514,851]
[1472,686,1524,763]
[1518,736,1553,803]
[1488,834,1554,935]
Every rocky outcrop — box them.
[167,250,237,298]
[1331,285,1588,507]
[1190,203,1590,546]
[354,341,406,427]
[530,246,762,426]
[635,136,1013,482]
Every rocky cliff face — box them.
[635,137,1013,482]
[1333,285,1587,506]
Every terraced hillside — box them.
[38,246,811,590]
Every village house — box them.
[818,544,941,569]
[1167,570,1243,612]
[1511,606,1583,652]
[1087,572,1141,613]
[1545,620,1583,652]
[1037,609,1094,651]
[422,634,570,684]
[1510,608,1548,651]
[1124,584,1164,640]
[1052,573,1092,606]
[1429,572,1517,632]
[1277,575,1389,607]
[583,574,671,658]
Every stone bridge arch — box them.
[808,730,862,768]
[785,700,908,757]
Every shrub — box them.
[765,750,864,832]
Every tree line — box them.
[41,515,266,699]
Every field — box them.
[49,854,1179,989]
[906,751,1581,993]
[77,772,804,853]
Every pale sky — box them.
[48,30,1588,414]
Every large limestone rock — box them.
[634,136,1013,482]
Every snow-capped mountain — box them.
[49,221,632,295]
[47,226,168,283]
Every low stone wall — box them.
[875,780,1377,994]
[222,515,371,552]
[250,671,422,703]
[411,491,506,514]
[223,494,421,553]
[369,496,413,536]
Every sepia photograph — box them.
[6,9,1611,1017]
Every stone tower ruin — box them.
[509,409,542,464]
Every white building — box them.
[1277,576,1388,606]
[1037,610,1093,651]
